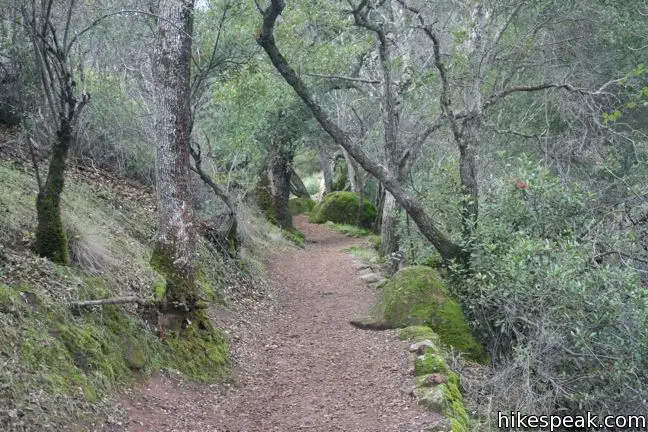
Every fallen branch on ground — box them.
[71,296,148,308]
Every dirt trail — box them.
[114,217,440,432]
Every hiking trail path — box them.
[112,216,441,432]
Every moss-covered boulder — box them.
[288,197,316,215]
[380,266,486,362]
[309,191,377,229]
[398,325,437,342]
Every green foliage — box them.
[288,197,316,215]
[309,192,377,229]
[379,266,486,362]
[79,71,154,183]
[302,175,321,195]
[454,158,648,415]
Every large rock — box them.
[379,266,486,362]
[309,191,377,229]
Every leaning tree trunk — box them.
[151,0,199,312]
[256,2,466,264]
[267,145,294,229]
[289,168,311,199]
[342,148,359,193]
[35,119,72,264]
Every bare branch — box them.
[71,296,148,308]
[399,114,447,172]
[303,71,380,84]
[484,81,614,111]
[62,0,76,52]
[27,137,43,192]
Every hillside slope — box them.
[0,128,271,431]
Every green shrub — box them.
[454,157,648,417]
[379,266,486,362]
[309,191,377,229]
[288,197,316,215]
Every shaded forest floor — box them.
[107,216,441,432]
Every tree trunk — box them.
[380,191,400,258]
[342,148,359,192]
[267,145,294,230]
[289,168,311,199]
[458,119,479,237]
[151,0,199,312]
[318,147,333,194]
[35,119,71,264]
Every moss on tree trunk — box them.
[35,120,71,264]
[151,244,199,312]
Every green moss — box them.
[255,170,276,224]
[35,192,69,265]
[415,353,449,376]
[0,160,237,429]
[324,221,379,240]
[398,325,438,342]
[57,319,132,386]
[379,266,486,362]
[150,245,199,310]
[288,197,316,215]
[282,227,305,247]
[443,372,469,432]
[309,192,377,229]
[332,160,348,191]
[123,336,147,370]
[163,311,229,382]
[153,274,166,301]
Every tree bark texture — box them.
[379,191,400,257]
[458,119,479,237]
[289,168,311,199]
[318,147,333,194]
[256,0,465,263]
[267,144,294,229]
[151,0,199,311]
[35,119,71,264]
[342,148,359,193]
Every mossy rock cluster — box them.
[309,191,377,229]
[379,266,486,363]
[288,197,316,215]
[401,326,470,432]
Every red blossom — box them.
[515,180,529,189]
